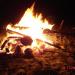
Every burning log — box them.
[45,41,64,50]
[20,36,33,46]
[1,39,9,50]
[11,25,29,29]
[43,28,75,35]
[7,29,26,37]
[7,28,64,50]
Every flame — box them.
[5,4,54,54]
[7,4,54,41]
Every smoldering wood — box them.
[7,29,64,50]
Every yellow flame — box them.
[6,4,54,53]
[7,4,53,40]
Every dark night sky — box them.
[0,0,75,33]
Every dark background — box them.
[0,0,75,33]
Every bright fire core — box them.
[5,4,54,54]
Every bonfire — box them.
[0,4,75,75]
[0,4,55,55]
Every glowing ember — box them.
[1,4,54,54]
